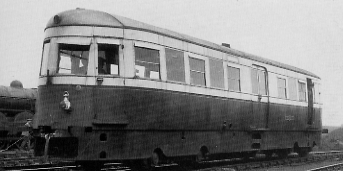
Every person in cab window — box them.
[98,58,108,74]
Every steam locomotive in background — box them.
[0,80,37,150]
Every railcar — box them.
[0,80,36,149]
[34,8,322,169]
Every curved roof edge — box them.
[46,8,124,29]
[46,9,320,79]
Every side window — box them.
[277,77,287,99]
[298,81,307,102]
[189,57,206,86]
[40,40,50,76]
[227,66,240,91]
[98,44,119,75]
[288,77,298,100]
[135,47,160,79]
[251,68,267,95]
[165,48,185,82]
[210,59,224,89]
[57,44,90,74]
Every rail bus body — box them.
[34,9,322,164]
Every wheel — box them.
[152,151,160,166]
[0,140,7,150]
[196,146,210,162]
[151,148,167,166]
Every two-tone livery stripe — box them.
[39,76,317,107]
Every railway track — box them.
[196,151,343,171]
[0,150,78,171]
[308,162,343,171]
[2,151,343,171]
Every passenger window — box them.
[227,66,240,91]
[135,47,160,79]
[210,59,224,89]
[57,44,89,74]
[189,57,206,86]
[98,44,119,75]
[166,48,185,82]
[288,77,298,100]
[251,68,267,95]
[277,78,287,99]
[298,81,307,102]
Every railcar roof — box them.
[46,9,319,79]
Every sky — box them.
[0,0,342,126]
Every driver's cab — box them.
[40,37,122,84]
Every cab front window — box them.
[40,40,50,76]
[57,44,90,75]
[98,44,119,75]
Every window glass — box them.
[227,66,240,91]
[40,42,50,76]
[251,68,267,95]
[57,44,89,74]
[298,81,307,102]
[189,58,205,72]
[288,77,297,100]
[189,57,206,86]
[251,69,258,94]
[210,59,224,88]
[258,71,266,95]
[277,78,287,99]
[190,72,206,86]
[98,44,119,75]
[135,47,160,79]
[166,48,185,82]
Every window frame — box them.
[227,64,241,92]
[251,66,268,95]
[95,38,123,77]
[298,80,307,102]
[165,47,186,83]
[209,58,225,89]
[39,39,51,76]
[287,77,298,101]
[277,76,288,99]
[97,43,120,76]
[56,43,91,75]
[133,42,162,80]
[188,54,208,87]
[44,37,93,76]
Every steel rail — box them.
[307,162,343,171]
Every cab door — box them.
[306,78,314,125]
[251,65,270,129]
[92,38,127,125]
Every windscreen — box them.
[40,41,50,76]
[57,44,90,75]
